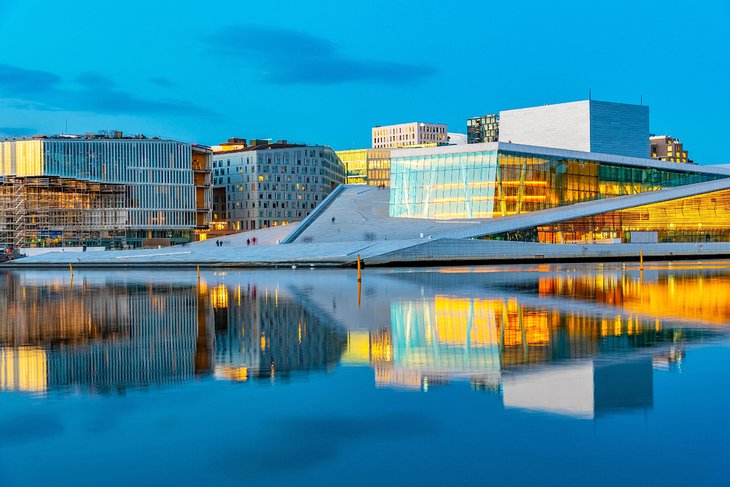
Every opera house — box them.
[7,99,730,268]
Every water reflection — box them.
[1,264,728,419]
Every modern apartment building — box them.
[499,100,650,158]
[212,140,345,231]
[372,122,448,149]
[650,135,691,163]
[335,148,392,186]
[0,132,212,249]
[466,114,500,144]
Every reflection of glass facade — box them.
[0,276,202,392]
[213,285,347,381]
[389,145,723,219]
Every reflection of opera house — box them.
[344,292,717,418]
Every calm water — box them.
[1,262,729,486]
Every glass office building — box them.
[0,134,211,248]
[389,142,730,243]
[335,148,392,186]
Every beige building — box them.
[650,135,691,163]
[372,122,448,149]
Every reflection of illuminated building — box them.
[373,297,503,390]
[213,284,347,381]
[502,357,653,419]
[341,330,371,365]
[536,271,730,325]
[0,274,207,392]
[373,293,716,395]
[0,347,47,392]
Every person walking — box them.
[246,238,251,246]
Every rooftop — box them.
[390,142,728,175]
[0,130,178,143]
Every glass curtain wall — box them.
[389,149,721,219]
[533,187,730,244]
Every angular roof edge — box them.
[438,177,730,240]
[390,142,730,176]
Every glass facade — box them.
[0,137,210,248]
[390,148,722,219]
[366,149,392,187]
[0,176,127,248]
[334,148,392,187]
[486,187,730,244]
[335,149,368,184]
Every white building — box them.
[447,133,468,145]
[499,100,650,158]
[372,122,448,149]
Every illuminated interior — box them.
[389,149,721,219]
[537,188,730,243]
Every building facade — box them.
[650,135,691,163]
[0,134,212,249]
[499,100,650,158]
[389,142,730,243]
[466,114,499,144]
[372,122,448,149]
[335,148,392,186]
[213,142,345,231]
[335,149,368,184]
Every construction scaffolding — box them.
[0,176,128,249]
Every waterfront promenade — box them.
[6,185,730,268]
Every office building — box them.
[650,135,691,163]
[212,140,345,231]
[467,113,499,144]
[0,132,212,249]
[372,122,448,149]
[499,100,650,158]
[335,148,392,186]
[335,148,368,184]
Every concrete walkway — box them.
[7,183,730,269]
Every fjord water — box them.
[1,263,729,486]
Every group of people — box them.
[214,237,258,246]
[376,183,387,189]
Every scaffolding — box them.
[0,176,128,249]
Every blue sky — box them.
[0,0,728,163]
